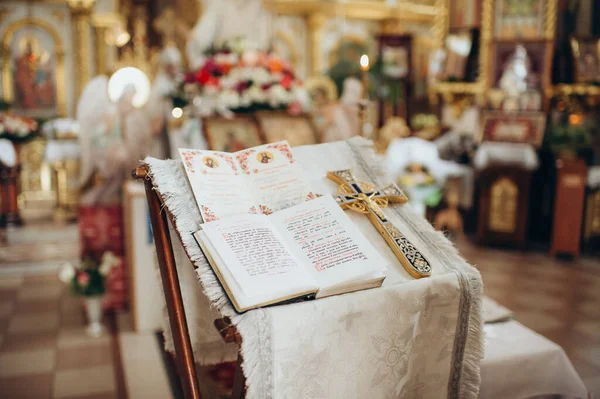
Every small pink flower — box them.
[77,272,90,287]
[287,101,302,115]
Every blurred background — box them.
[0,0,599,398]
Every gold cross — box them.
[327,169,432,278]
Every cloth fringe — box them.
[143,157,272,397]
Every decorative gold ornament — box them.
[489,177,517,233]
[68,0,96,98]
[327,169,432,279]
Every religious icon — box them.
[256,151,274,164]
[491,41,551,98]
[571,38,600,84]
[202,116,262,152]
[442,31,473,81]
[256,112,318,147]
[202,156,219,169]
[494,0,545,40]
[4,23,62,118]
[489,177,518,233]
[381,45,409,79]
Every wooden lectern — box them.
[550,158,587,257]
[133,167,245,399]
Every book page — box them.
[234,141,316,215]
[179,149,256,221]
[201,213,317,298]
[270,195,388,289]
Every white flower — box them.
[220,76,237,90]
[269,72,283,84]
[58,262,76,283]
[247,85,266,103]
[226,53,239,64]
[17,125,29,136]
[99,251,119,276]
[292,86,310,111]
[242,50,259,66]
[239,92,252,107]
[250,68,270,85]
[268,84,289,107]
[214,53,230,65]
[218,90,241,109]
[204,85,219,96]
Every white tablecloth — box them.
[474,142,539,171]
[481,321,587,398]
[145,137,484,398]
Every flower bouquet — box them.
[176,38,307,117]
[0,113,39,143]
[59,251,120,336]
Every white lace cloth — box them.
[0,139,16,167]
[144,137,483,398]
[474,142,539,171]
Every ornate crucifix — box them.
[327,169,432,279]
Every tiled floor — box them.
[1,220,599,398]
[0,274,121,399]
[454,236,600,396]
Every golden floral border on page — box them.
[181,150,202,174]
[215,153,239,175]
[236,149,255,175]
[267,142,295,163]
[201,205,218,223]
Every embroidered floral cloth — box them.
[144,137,484,398]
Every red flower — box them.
[235,81,251,93]
[77,272,90,287]
[184,72,196,84]
[196,69,211,85]
[205,76,220,88]
[281,74,293,90]
[204,59,218,73]
[219,63,232,75]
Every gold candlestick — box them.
[359,54,370,138]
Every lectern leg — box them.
[231,353,246,399]
[144,179,202,399]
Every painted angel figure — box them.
[186,0,271,69]
[77,76,152,205]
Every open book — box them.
[180,142,388,312]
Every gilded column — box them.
[95,26,106,76]
[68,0,95,97]
[306,12,326,76]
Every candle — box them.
[359,54,369,99]
[359,54,370,137]
[360,54,369,71]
